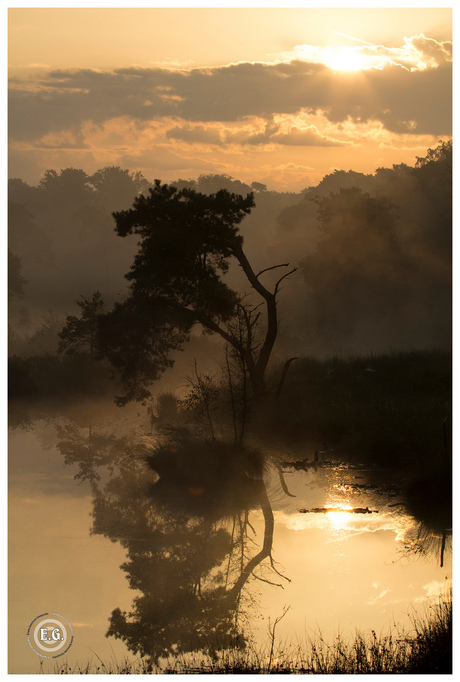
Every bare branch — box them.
[250,311,262,329]
[193,312,240,351]
[233,245,273,302]
[256,263,290,279]
[274,267,298,296]
[275,356,299,399]
[229,481,274,597]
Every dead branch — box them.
[256,263,290,279]
[274,267,298,296]
[275,356,299,399]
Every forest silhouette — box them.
[9,142,451,364]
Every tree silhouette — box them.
[38,168,92,212]
[300,188,411,348]
[98,180,297,406]
[88,166,150,212]
[8,250,26,299]
[59,291,104,359]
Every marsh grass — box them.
[51,595,451,674]
[263,349,451,469]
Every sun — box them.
[327,46,367,71]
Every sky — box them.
[8,6,452,191]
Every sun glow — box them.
[326,506,354,528]
[327,46,368,71]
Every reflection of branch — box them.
[225,515,236,589]
[246,518,256,536]
[270,555,291,583]
[253,574,283,589]
[276,463,296,498]
[229,480,274,598]
[440,529,446,568]
[268,606,291,671]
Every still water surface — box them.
[8,405,451,673]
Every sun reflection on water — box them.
[322,501,354,536]
[326,508,353,528]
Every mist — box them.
[9,142,451,368]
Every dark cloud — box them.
[9,55,452,142]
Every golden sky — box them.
[8,7,452,190]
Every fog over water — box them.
[8,9,451,673]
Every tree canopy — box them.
[98,180,296,405]
[59,291,104,359]
[115,180,253,320]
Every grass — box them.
[260,349,451,469]
[49,595,451,674]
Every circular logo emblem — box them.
[27,613,74,658]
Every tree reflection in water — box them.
[403,469,452,568]
[55,415,284,668]
[51,405,451,668]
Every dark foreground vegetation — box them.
[51,596,451,674]
[263,349,451,468]
[9,348,451,476]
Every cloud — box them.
[8,37,451,146]
[166,124,224,146]
[118,146,216,173]
[321,61,451,135]
[277,33,452,72]
[165,120,345,148]
[240,124,346,147]
[404,34,452,67]
[365,586,389,605]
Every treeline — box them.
[8,142,451,362]
[8,167,150,337]
[9,142,451,360]
[280,141,452,354]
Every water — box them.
[8,404,452,673]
